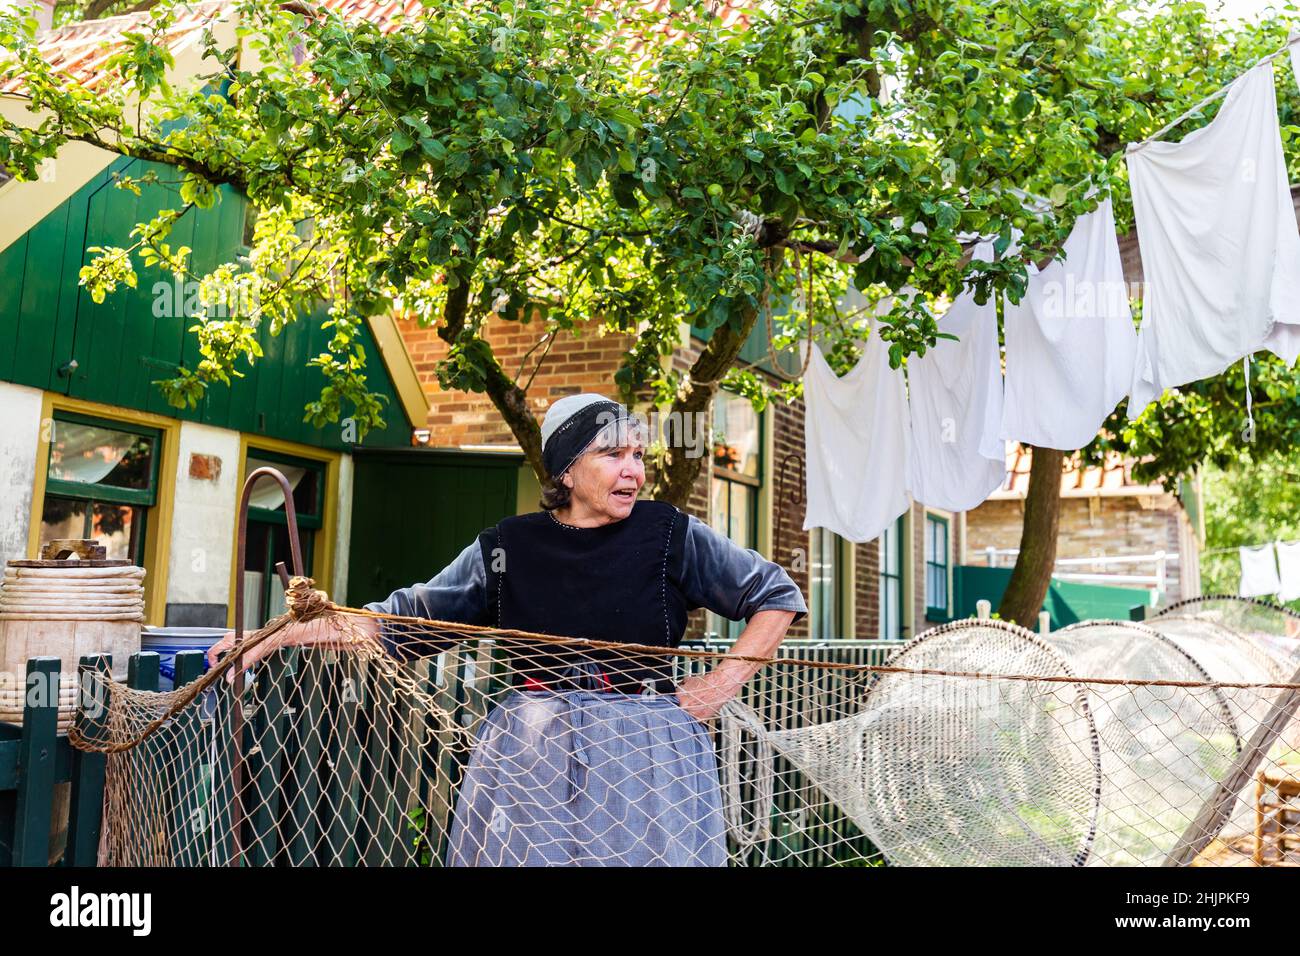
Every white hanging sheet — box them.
[1125,62,1300,420]
[1239,542,1281,598]
[1000,198,1137,449]
[802,332,911,543]
[907,241,1007,511]
[1275,539,1300,602]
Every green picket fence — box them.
[1,640,904,868]
[0,650,205,867]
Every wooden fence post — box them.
[13,657,60,866]
[65,654,111,867]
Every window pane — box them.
[242,520,315,627]
[710,477,728,537]
[40,495,143,563]
[881,520,899,575]
[48,420,154,492]
[811,528,839,641]
[729,482,754,549]
[880,577,900,641]
[811,529,824,639]
[247,455,321,517]
[712,393,760,478]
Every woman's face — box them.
[563,439,646,524]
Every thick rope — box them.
[718,699,775,852]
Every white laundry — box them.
[1291,29,1300,96]
[802,332,911,543]
[1276,540,1300,602]
[1238,543,1281,598]
[1125,63,1300,420]
[907,241,1007,511]
[1000,199,1138,449]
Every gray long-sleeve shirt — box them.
[363,514,807,644]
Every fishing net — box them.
[69,583,1300,867]
[760,621,1101,867]
[1155,596,1300,669]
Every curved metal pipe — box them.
[228,466,306,867]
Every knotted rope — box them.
[718,699,775,852]
[285,575,332,623]
[69,576,358,754]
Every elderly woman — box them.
[211,393,805,866]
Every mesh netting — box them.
[69,586,1300,867]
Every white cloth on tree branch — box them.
[802,330,910,543]
[1276,540,1300,603]
[1125,62,1300,420]
[1000,198,1137,449]
[1238,542,1281,598]
[906,241,1007,511]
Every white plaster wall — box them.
[332,453,353,605]
[165,422,241,606]
[0,383,43,564]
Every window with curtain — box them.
[39,414,160,565]
[925,513,951,621]
[242,451,325,629]
[708,392,762,641]
[810,526,844,641]
[878,515,904,641]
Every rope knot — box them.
[286,576,332,623]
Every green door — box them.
[347,449,521,608]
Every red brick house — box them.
[398,311,963,643]
[963,446,1203,605]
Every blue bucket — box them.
[140,627,227,690]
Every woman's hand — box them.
[205,615,380,683]
[675,668,746,721]
[674,610,796,720]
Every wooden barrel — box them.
[0,551,145,727]
[0,541,146,865]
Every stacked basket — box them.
[0,545,144,732]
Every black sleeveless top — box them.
[476,500,690,693]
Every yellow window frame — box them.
[28,393,181,626]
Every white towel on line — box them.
[1000,198,1138,449]
[1239,542,1281,598]
[802,330,911,543]
[1276,540,1300,603]
[907,241,1007,511]
[1124,62,1300,420]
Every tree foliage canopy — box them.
[2,0,1297,491]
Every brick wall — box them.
[399,314,638,447]
[964,492,1195,602]
[769,395,810,639]
[855,539,880,639]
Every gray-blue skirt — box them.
[446,690,727,866]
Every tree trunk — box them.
[650,248,783,507]
[649,300,758,507]
[997,446,1064,627]
[433,254,546,483]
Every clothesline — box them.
[1202,537,1300,558]
[1127,31,1300,154]
[802,30,1300,544]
